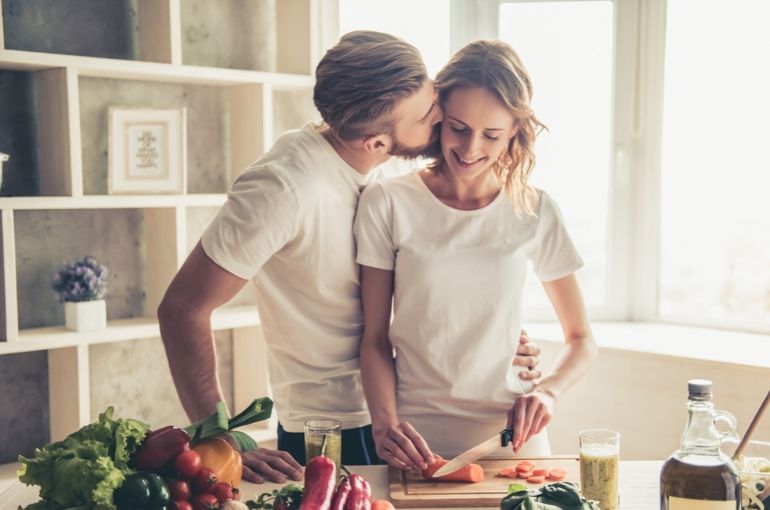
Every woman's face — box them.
[440,86,516,183]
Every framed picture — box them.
[108,108,187,194]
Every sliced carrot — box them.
[422,458,485,483]
[516,464,535,473]
[547,467,567,481]
[516,470,533,479]
[515,461,535,469]
[372,500,396,510]
[531,468,547,477]
[497,467,516,477]
[527,475,546,484]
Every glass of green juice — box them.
[304,419,342,478]
[579,428,620,510]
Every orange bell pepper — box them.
[192,437,243,488]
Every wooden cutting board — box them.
[389,455,580,508]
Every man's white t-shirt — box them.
[201,123,411,432]
[354,172,583,456]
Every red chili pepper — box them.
[331,475,352,510]
[344,473,372,510]
[131,425,191,471]
[299,456,337,510]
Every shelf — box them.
[0,306,260,355]
[0,194,227,210]
[0,49,314,89]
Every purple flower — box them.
[52,256,108,302]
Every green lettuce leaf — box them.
[17,407,149,510]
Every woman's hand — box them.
[372,420,434,472]
[514,329,542,381]
[507,390,554,453]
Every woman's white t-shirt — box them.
[354,172,583,456]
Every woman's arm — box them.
[360,265,434,471]
[509,273,598,452]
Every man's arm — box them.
[158,242,303,483]
[158,241,247,421]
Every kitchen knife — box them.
[431,427,514,478]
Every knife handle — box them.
[501,427,513,447]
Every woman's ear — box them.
[362,133,391,154]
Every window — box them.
[337,0,770,332]
[498,1,614,315]
[659,0,770,330]
[338,0,451,78]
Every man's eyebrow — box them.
[418,102,436,123]
[447,115,506,131]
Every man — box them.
[158,31,541,483]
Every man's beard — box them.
[389,124,442,160]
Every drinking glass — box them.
[579,428,620,510]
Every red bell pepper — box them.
[299,456,337,510]
[344,473,372,510]
[132,425,191,471]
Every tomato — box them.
[192,492,220,510]
[171,500,194,510]
[169,479,192,501]
[192,467,218,493]
[211,482,234,503]
[174,450,203,479]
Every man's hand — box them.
[507,389,554,453]
[240,448,304,483]
[372,421,434,472]
[514,329,542,381]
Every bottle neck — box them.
[681,399,721,454]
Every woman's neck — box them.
[420,166,500,210]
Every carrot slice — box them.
[527,475,546,484]
[498,467,516,477]
[516,464,535,473]
[547,468,567,481]
[531,468,547,477]
[422,458,485,483]
[515,461,535,469]
[516,470,533,479]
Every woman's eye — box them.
[450,126,467,133]
[485,134,500,141]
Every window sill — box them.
[526,321,770,369]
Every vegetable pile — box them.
[18,398,273,510]
[245,456,389,510]
[500,482,600,510]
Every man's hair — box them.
[313,31,428,141]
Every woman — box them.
[354,40,597,471]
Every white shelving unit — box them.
[0,0,323,458]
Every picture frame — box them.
[108,108,187,194]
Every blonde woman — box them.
[355,40,598,471]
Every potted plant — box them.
[52,256,108,332]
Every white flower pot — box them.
[64,300,107,332]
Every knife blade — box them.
[432,427,514,478]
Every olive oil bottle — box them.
[660,379,742,509]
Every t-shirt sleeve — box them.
[200,166,299,280]
[529,190,584,282]
[354,182,396,270]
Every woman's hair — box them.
[314,31,428,141]
[430,40,545,215]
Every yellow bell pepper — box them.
[192,438,243,488]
